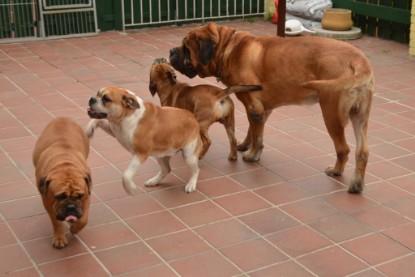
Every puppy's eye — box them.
[55,193,68,201]
[102,95,111,103]
[76,193,84,201]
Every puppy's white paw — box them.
[145,178,159,187]
[85,120,97,138]
[184,182,196,193]
[122,176,138,195]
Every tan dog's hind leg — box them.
[198,127,211,160]
[145,157,171,187]
[348,95,372,193]
[182,141,200,193]
[320,94,350,178]
[222,107,238,161]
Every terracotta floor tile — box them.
[352,205,411,231]
[0,196,44,220]
[0,180,37,202]
[364,181,410,203]
[170,251,241,277]
[298,246,367,277]
[106,194,163,219]
[229,167,284,189]
[376,254,415,277]
[385,196,415,220]
[23,236,87,264]
[0,166,27,185]
[254,182,310,205]
[196,176,246,198]
[0,244,33,275]
[39,253,108,277]
[146,230,212,261]
[266,160,320,181]
[8,214,52,242]
[310,213,374,243]
[0,223,16,247]
[149,186,207,208]
[382,223,415,251]
[388,174,415,193]
[239,207,299,235]
[342,233,411,265]
[213,191,271,216]
[220,238,288,272]
[367,160,412,180]
[250,260,315,277]
[195,219,257,248]
[78,221,139,251]
[321,191,377,213]
[207,155,260,175]
[120,264,176,277]
[86,202,119,227]
[171,200,230,227]
[280,198,339,223]
[126,210,186,239]
[95,242,162,275]
[267,225,332,257]
[291,174,346,195]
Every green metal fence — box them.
[333,0,412,43]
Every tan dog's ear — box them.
[122,95,140,110]
[199,39,216,65]
[38,177,51,195]
[84,173,92,194]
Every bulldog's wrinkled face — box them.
[39,171,91,223]
[169,23,219,78]
[88,86,141,121]
[149,58,178,96]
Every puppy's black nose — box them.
[89,97,97,106]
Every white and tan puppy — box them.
[85,86,202,193]
[33,117,91,249]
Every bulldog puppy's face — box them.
[39,171,91,223]
[149,58,178,96]
[169,23,219,78]
[88,86,141,121]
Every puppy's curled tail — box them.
[218,85,262,100]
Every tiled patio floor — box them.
[1,19,415,276]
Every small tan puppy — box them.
[85,86,202,193]
[33,117,91,249]
[149,57,261,160]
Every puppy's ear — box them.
[168,70,177,84]
[38,177,51,195]
[199,39,216,65]
[122,95,140,110]
[84,173,92,194]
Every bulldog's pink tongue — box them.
[65,215,78,223]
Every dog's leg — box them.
[50,217,68,248]
[237,126,252,152]
[182,142,200,193]
[85,119,114,138]
[198,128,211,159]
[348,101,371,193]
[145,156,171,187]
[320,97,350,178]
[122,155,143,195]
[242,110,272,162]
[222,107,238,160]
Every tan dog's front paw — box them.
[53,234,68,249]
[122,176,138,195]
[85,119,98,138]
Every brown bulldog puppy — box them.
[149,57,261,160]
[169,22,374,193]
[33,117,91,249]
[85,86,202,193]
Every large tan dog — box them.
[33,117,91,248]
[170,22,374,193]
[85,86,202,193]
[149,57,261,160]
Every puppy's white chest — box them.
[110,123,135,153]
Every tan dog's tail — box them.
[302,60,373,93]
[219,85,262,100]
